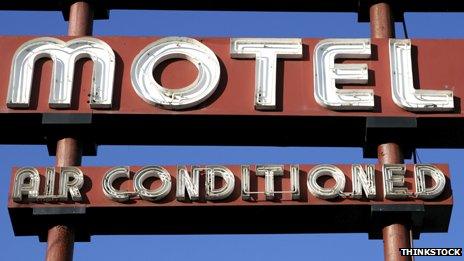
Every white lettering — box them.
[231,38,302,109]
[307,164,346,199]
[414,164,446,199]
[313,39,373,110]
[7,37,115,108]
[131,37,220,109]
[382,164,412,199]
[389,39,454,111]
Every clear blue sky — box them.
[0,10,463,261]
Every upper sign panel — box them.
[1,36,464,150]
[0,36,463,117]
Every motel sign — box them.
[2,0,462,260]
[5,37,453,112]
[11,164,447,203]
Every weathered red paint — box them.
[8,164,452,208]
[7,164,452,240]
[0,37,463,117]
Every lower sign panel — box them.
[8,164,452,241]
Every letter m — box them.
[7,37,115,108]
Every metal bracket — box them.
[369,204,425,240]
[363,117,417,159]
[33,207,91,242]
[33,207,86,216]
[42,113,93,125]
[42,113,97,156]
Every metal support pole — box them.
[45,224,76,261]
[377,143,412,261]
[382,222,413,261]
[369,2,395,39]
[370,3,412,261]
[45,1,93,261]
[67,1,94,36]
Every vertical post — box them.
[67,1,94,36]
[45,1,93,261]
[369,2,395,38]
[377,144,412,261]
[369,2,412,261]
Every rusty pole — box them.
[67,1,94,36]
[370,3,412,261]
[369,2,395,38]
[45,1,93,261]
[377,144,412,261]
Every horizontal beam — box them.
[1,114,463,157]
[8,164,452,241]
[10,204,451,242]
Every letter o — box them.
[131,37,220,109]
[133,166,172,201]
[307,164,346,199]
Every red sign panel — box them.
[0,37,463,150]
[8,164,452,240]
[0,37,462,117]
